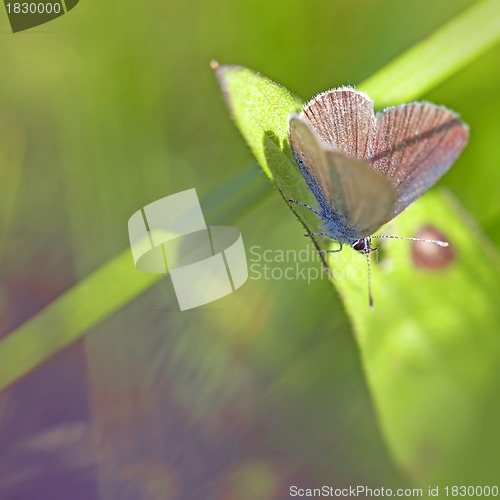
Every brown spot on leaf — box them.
[412,225,455,269]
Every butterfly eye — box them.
[352,239,366,252]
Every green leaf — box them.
[215,64,330,265]
[214,0,500,483]
[334,192,500,484]
[215,64,302,179]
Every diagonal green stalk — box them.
[0,252,160,390]
[360,0,500,105]
[1,0,500,393]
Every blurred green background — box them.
[0,0,499,498]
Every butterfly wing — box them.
[324,149,396,236]
[369,103,469,220]
[289,115,395,237]
[289,113,333,209]
[301,86,375,159]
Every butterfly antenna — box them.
[371,234,448,247]
[366,251,374,310]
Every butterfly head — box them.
[351,237,377,255]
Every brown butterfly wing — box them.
[369,103,469,220]
[302,87,375,159]
[293,89,468,235]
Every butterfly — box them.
[287,87,469,306]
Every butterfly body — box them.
[288,87,469,305]
[320,213,375,249]
[288,87,469,253]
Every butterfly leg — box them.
[304,232,342,252]
[325,242,343,253]
[304,231,329,237]
[288,199,323,218]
